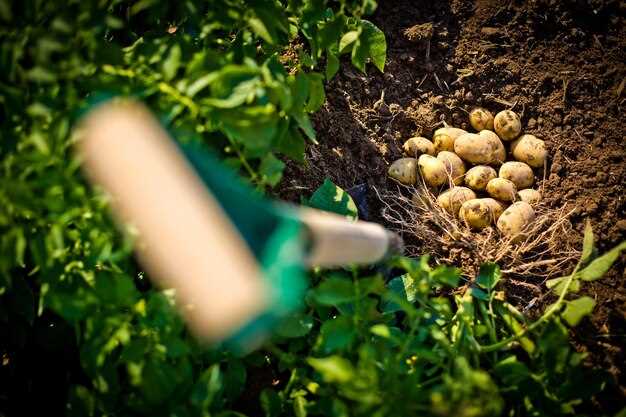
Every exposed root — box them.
[376,182,580,285]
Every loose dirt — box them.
[277,0,626,410]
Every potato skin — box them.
[479,130,506,164]
[497,201,535,241]
[469,107,494,131]
[459,198,504,229]
[437,151,466,185]
[465,165,497,191]
[403,136,435,157]
[486,178,517,202]
[483,198,506,220]
[499,161,534,189]
[494,110,521,141]
[388,158,418,185]
[517,189,542,206]
[454,132,499,164]
[418,154,448,187]
[510,134,547,168]
[437,187,477,216]
[433,127,467,153]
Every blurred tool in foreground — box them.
[78,100,402,350]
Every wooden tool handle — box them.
[78,101,269,341]
[300,208,394,267]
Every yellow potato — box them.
[437,187,476,216]
[517,189,542,206]
[465,165,497,191]
[486,178,517,202]
[497,201,536,241]
[469,107,494,131]
[484,198,506,220]
[493,110,521,141]
[510,134,547,168]
[433,127,467,153]
[499,161,534,189]
[454,131,501,164]
[417,154,448,187]
[437,151,466,185]
[479,130,506,164]
[459,198,504,229]
[403,136,435,157]
[388,158,418,185]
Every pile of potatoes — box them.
[388,108,547,240]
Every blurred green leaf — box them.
[261,389,282,417]
[308,179,358,219]
[312,277,355,305]
[307,356,354,383]
[578,241,626,281]
[581,219,594,264]
[562,296,596,326]
[476,263,501,290]
[318,315,355,353]
[276,313,314,338]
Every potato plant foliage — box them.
[0,1,624,416]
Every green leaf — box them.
[476,263,501,290]
[546,276,580,295]
[325,51,340,80]
[370,324,391,338]
[431,266,461,288]
[307,356,354,383]
[318,315,355,353]
[469,286,489,301]
[260,389,282,417]
[276,313,314,338]
[581,219,594,264]
[351,20,387,73]
[308,179,358,219]
[293,112,316,142]
[562,296,596,326]
[162,44,182,81]
[305,73,325,112]
[339,31,359,53]
[274,123,306,163]
[577,241,626,281]
[312,277,355,305]
[249,17,275,44]
[293,395,307,417]
[259,153,285,187]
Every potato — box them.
[437,151,466,185]
[486,178,517,202]
[417,154,448,187]
[459,198,504,229]
[433,127,467,153]
[517,189,542,206]
[437,187,476,216]
[497,201,535,241]
[388,158,418,185]
[484,198,506,220]
[403,136,435,157]
[465,165,497,191]
[510,134,547,168]
[499,161,534,189]
[480,130,506,164]
[469,107,494,131]
[493,110,521,141]
[454,131,502,164]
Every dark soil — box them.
[277,0,626,410]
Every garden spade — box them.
[77,100,402,350]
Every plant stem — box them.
[477,259,582,353]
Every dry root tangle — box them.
[376,181,580,285]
